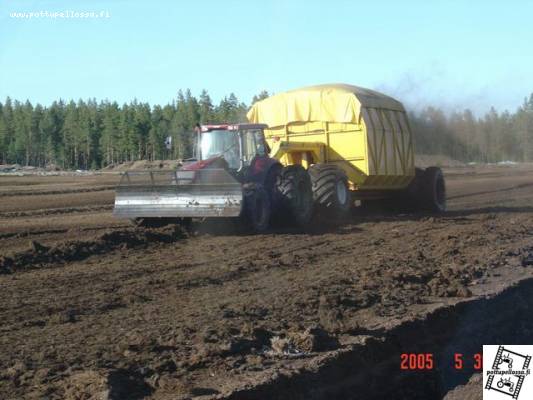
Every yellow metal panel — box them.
[361,108,376,176]
[357,107,415,190]
[397,111,416,176]
[324,122,367,183]
[265,120,369,187]
[366,108,386,175]
[269,140,324,167]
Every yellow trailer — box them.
[247,84,445,215]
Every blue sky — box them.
[1,0,532,114]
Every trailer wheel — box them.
[244,185,271,233]
[420,167,446,212]
[278,165,313,226]
[309,164,351,217]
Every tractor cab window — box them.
[241,129,267,165]
[200,130,240,169]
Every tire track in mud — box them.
[0,226,187,274]
[0,223,126,240]
[0,223,327,284]
[447,182,533,200]
[0,186,115,197]
[156,218,518,312]
[0,205,113,219]
[0,228,68,240]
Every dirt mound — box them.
[0,226,187,274]
[16,368,152,400]
[0,186,115,198]
[268,326,338,355]
[0,163,97,176]
[443,374,482,400]
[59,369,152,400]
[0,205,113,219]
[103,160,181,171]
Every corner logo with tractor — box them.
[484,345,533,399]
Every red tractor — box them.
[114,124,313,232]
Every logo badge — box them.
[484,345,532,399]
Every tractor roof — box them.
[200,123,267,132]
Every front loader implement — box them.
[113,169,243,219]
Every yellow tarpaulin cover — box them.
[247,84,405,128]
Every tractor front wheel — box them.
[244,185,271,233]
[278,165,314,226]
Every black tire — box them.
[264,163,283,209]
[420,167,446,212]
[278,165,313,226]
[308,164,351,217]
[244,185,271,233]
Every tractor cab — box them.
[188,124,269,172]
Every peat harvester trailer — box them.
[247,84,446,217]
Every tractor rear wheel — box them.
[419,166,446,212]
[278,165,313,226]
[309,164,351,218]
[244,185,271,233]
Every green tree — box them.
[100,101,121,166]
[2,97,15,163]
[31,104,44,166]
[251,90,270,104]
[12,100,33,165]
[148,105,167,160]
[199,89,214,123]
[132,101,151,161]
[0,108,7,163]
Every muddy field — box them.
[1,165,533,399]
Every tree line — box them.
[408,94,533,163]
[1,90,533,169]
